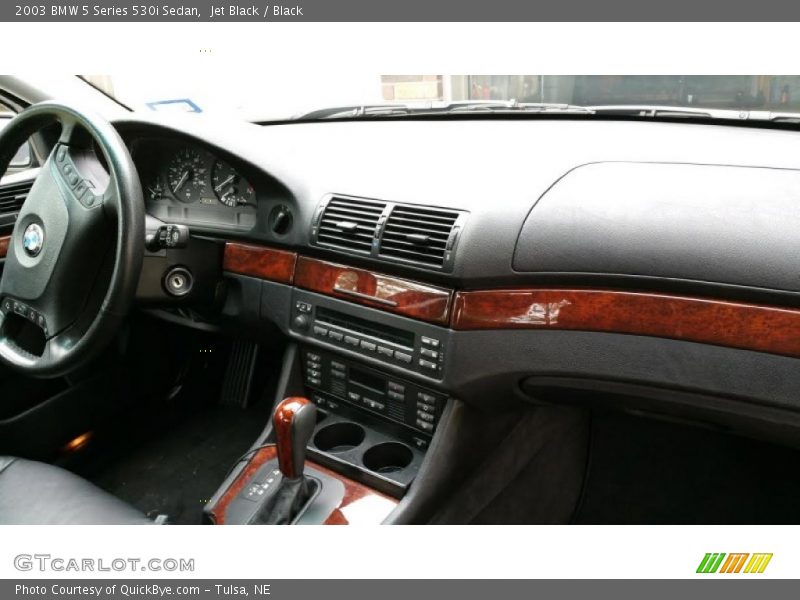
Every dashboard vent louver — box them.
[0,180,33,215]
[315,195,386,254]
[378,205,462,268]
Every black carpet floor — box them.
[572,411,800,524]
[87,404,270,524]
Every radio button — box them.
[347,391,361,402]
[419,359,438,370]
[328,331,344,341]
[395,351,412,364]
[360,340,377,352]
[421,336,440,348]
[307,377,321,386]
[388,390,405,402]
[417,403,435,414]
[331,369,346,379]
[313,326,328,337]
[344,335,360,347]
[420,347,438,359]
[307,352,321,362]
[388,381,405,393]
[331,360,346,370]
[307,369,322,379]
[416,420,434,432]
[377,346,394,358]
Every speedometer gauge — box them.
[167,148,208,203]
[212,161,255,207]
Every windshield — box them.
[82,75,800,122]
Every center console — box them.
[206,338,450,524]
[207,252,455,525]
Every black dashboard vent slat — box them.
[378,205,462,268]
[0,180,33,216]
[315,196,387,254]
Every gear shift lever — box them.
[249,397,318,525]
[273,397,317,480]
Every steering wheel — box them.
[0,101,144,377]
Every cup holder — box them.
[314,422,366,453]
[362,442,413,474]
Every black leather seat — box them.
[0,456,152,524]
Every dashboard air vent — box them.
[379,205,463,268]
[0,180,33,216]
[314,195,386,254]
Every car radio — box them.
[291,297,445,378]
[301,347,447,437]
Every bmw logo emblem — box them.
[22,223,44,257]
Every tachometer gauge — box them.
[212,161,255,207]
[167,148,208,203]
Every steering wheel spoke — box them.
[57,114,78,145]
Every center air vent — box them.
[0,180,33,216]
[311,194,467,271]
[313,195,386,254]
[378,205,463,268]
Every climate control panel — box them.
[302,347,447,437]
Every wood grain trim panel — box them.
[294,256,453,325]
[315,458,398,525]
[452,288,800,358]
[0,235,9,259]
[208,444,397,525]
[223,242,297,284]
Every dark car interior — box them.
[4,83,800,525]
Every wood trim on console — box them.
[316,456,398,525]
[208,445,397,525]
[223,242,297,284]
[0,235,9,259]
[452,288,800,359]
[294,256,453,325]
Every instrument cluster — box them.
[144,144,256,208]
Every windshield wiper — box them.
[296,101,800,123]
[297,100,593,120]
[588,105,742,119]
[589,104,800,122]
[299,104,417,119]
[438,100,593,114]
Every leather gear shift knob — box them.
[273,397,317,480]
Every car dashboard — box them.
[99,113,800,522]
